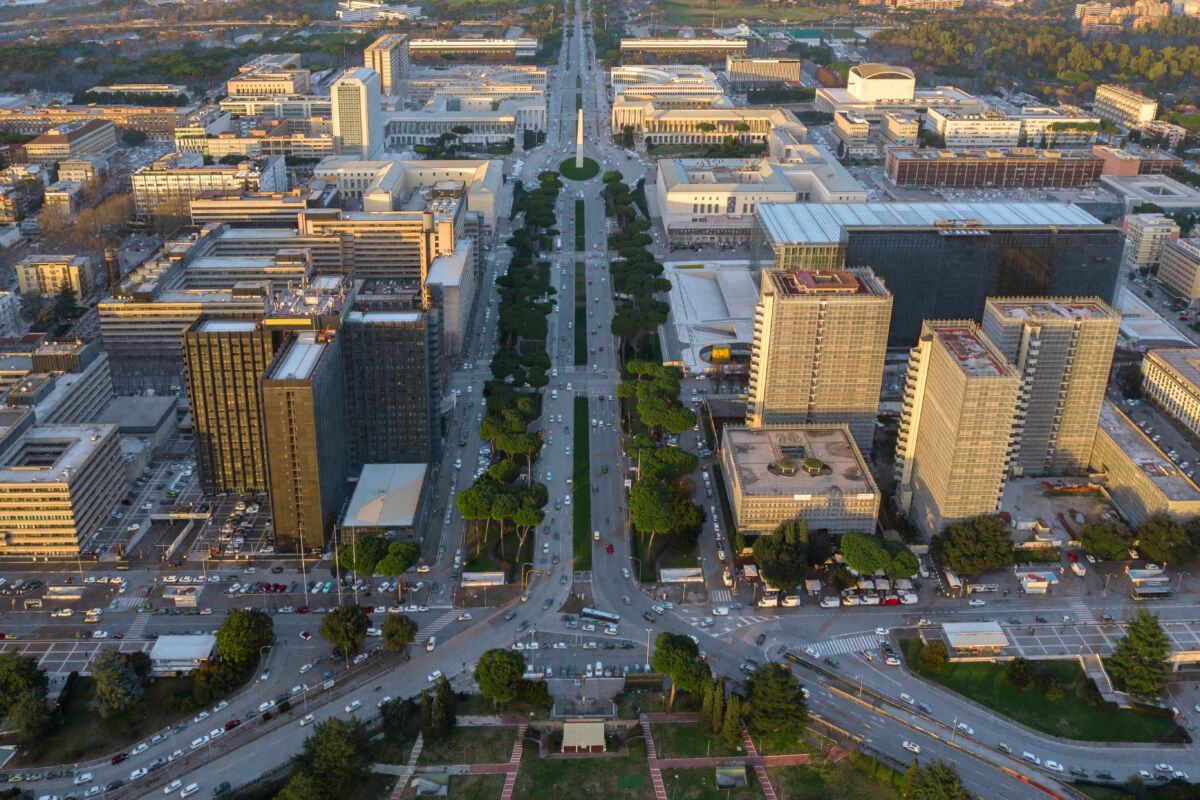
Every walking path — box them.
[742,728,777,800]
[499,722,527,800]
[386,733,423,800]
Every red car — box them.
[605,544,614,554]
[224,719,241,732]
[297,606,309,614]
[363,606,374,614]
[111,753,129,765]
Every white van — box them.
[552,389,558,399]
[180,784,200,798]
[426,637,437,652]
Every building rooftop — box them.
[1099,399,1200,502]
[0,423,117,483]
[988,298,1117,321]
[721,425,878,500]
[769,269,876,296]
[888,148,1102,162]
[941,621,1009,649]
[1146,348,1200,391]
[425,240,472,288]
[343,463,427,528]
[932,325,1011,377]
[95,395,177,434]
[756,201,1107,246]
[270,333,326,380]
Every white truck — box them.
[1071,561,1087,577]
[820,596,840,609]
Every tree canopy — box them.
[382,613,418,655]
[933,516,1012,578]
[651,633,709,706]
[753,519,808,590]
[216,608,273,666]
[295,716,373,797]
[320,606,369,658]
[90,647,151,718]
[745,662,808,737]
[475,648,525,708]
[1079,521,1134,561]
[1108,609,1171,700]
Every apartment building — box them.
[832,112,871,151]
[227,69,311,98]
[745,268,892,453]
[23,120,116,165]
[1123,212,1180,268]
[894,321,1021,538]
[1094,84,1158,128]
[0,423,125,558]
[719,424,880,535]
[981,297,1119,476]
[882,112,920,145]
[364,33,410,95]
[0,105,217,141]
[5,340,114,426]
[1159,239,1200,302]
[131,152,287,219]
[16,255,94,301]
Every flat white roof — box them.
[757,202,1107,246]
[941,621,1009,649]
[150,634,217,663]
[199,320,258,332]
[343,463,427,528]
[271,333,325,380]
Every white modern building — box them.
[331,67,383,160]
[815,63,986,121]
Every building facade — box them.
[1094,84,1158,128]
[131,152,287,219]
[926,109,1022,149]
[981,298,1119,476]
[751,201,1125,347]
[16,255,95,301]
[1091,399,1200,525]
[183,319,276,494]
[23,120,116,165]
[1142,347,1200,440]
[1123,213,1180,268]
[364,33,411,95]
[331,68,383,160]
[884,148,1105,189]
[262,331,349,554]
[725,57,802,89]
[619,38,747,64]
[0,423,125,558]
[894,321,1021,538]
[746,269,892,453]
[719,424,880,535]
[1159,239,1200,302]
[408,38,537,62]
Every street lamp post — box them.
[644,627,652,669]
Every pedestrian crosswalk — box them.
[413,610,459,644]
[804,633,887,657]
[1068,599,1097,625]
[126,612,151,639]
[112,596,141,610]
[709,589,731,603]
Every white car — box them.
[189,735,209,750]
[1045,760,1064,772]
[162,780,183,795]
[300,714,315,727]
[132,742,149,755]
[192,711,209,724]
[378,695,393,708]
[73,773,93,786]
[427,670,443,683]
[344,700,362,714]
[712,606,729,616]
[902,741,921,754]
[130,767,148,781]
[957,722,973,735]
[968,599,986,607]
[258,700,275,713]
[875,627,890,636]
[804,646,820,659]
[299,663,313,674]
[213,700,228,712]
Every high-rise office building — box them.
[752,202,1124,346]
[746,269,892,453]
[331,67,383,159]
[342,310,438,468]
[262,331,350,554]
[894,321,1020,538]
[364,33,410,96]
[981,297,1120,477]
[183,319,276,494]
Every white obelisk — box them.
[576,109,584,170]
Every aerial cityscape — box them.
[0,0,1194,797]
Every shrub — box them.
[1006,657,1034,690]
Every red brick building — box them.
[885,148,1105,188]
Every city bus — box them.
[581,608,621,625]
[1130,585,1173,602]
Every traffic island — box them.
[559,157,600,181]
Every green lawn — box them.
[575,198,586,251]
[661,768,762,800]
[573,396,593,571]
[769,757,902,800]
[574,261,587,366]
[560,157,600,181]
[16,675,198,766]
[650,723,739,759]
[513,733,653,798]
[900,639,1186,743]
[417,725,516,766]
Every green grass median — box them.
[572,396,592,571]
